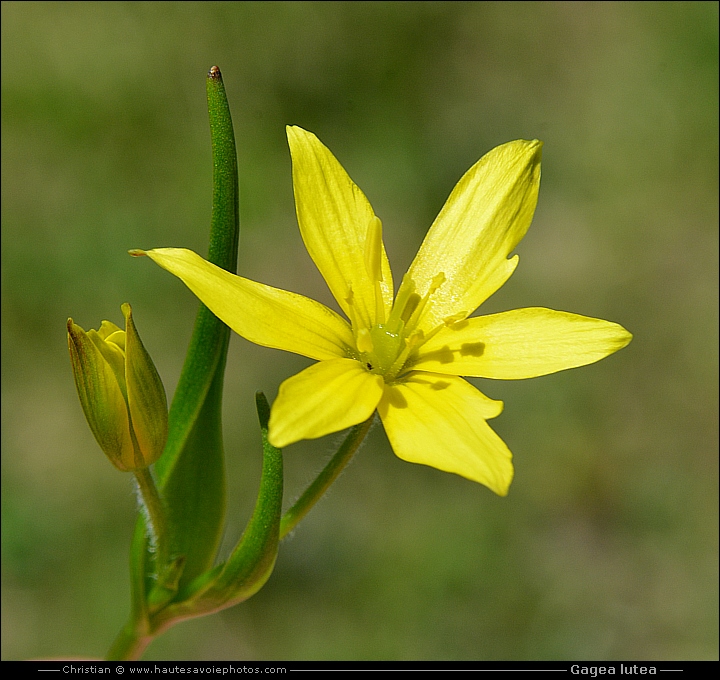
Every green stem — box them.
[107,415,374,659]
[106,622,152,662]
[280,415,375,539]
[133,467,169,570]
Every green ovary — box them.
[361,324,405,376]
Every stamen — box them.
[443,311,468,327]
[344,288,363,333]
[400,293,421,324]
[387,330,425,379]
[429,272,446,292]
[419,313,468,347]
[364,217,386,325]
[404,271,447,332]
[356,328,374,354]
[386,275,416,333]
[364,216,383,283]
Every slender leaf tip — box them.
[255,392,271,431]
[208,66,222,80]
[128,249,147,257]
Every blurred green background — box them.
[2,1,717,661]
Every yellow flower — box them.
[68,303,168,472]
[138,127,631,495]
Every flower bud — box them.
[67,303,168,471]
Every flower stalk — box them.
[280,414,375,539]
[132,467,169,575]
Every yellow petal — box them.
[142,248,354,361]
[87,328,127,396]
[268,358,384,448]
[401,140,542,334]
[413,307,633,379]
[97,320,123,342]
[287,126,393,328]
[377,372,513,495]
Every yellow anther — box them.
[360,217,387,325]
[443,311,468,327]
[364,216,384,283]
[429,272,446,293]
[402,271,447,333]
[400,293,421,325]
[356,327,374,354]
[406,329,425,348]
[386,276,416,334]
[344,287,365,330]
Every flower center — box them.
[344,217,451,381]
[358,324,403,374]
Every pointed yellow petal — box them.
[413,307,632,379]
[143,248,354,360]
[87,328,127,396]
[287,126,393,328]
[97,320,123,342]
[401,140,542,334]
[268,358,384,448]
[377,373,513,495]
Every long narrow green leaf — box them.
[148,393,283,630]
[200,392,283,604]
[129,66,240,602]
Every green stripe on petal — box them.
[122,303,168,467]
[287,126,394,329]
[402,140,542,335]
[268,358,384,448]
[412,307,633,379]
[67,319,136,471]
[142,248,354,361]
[377,373,512,495]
